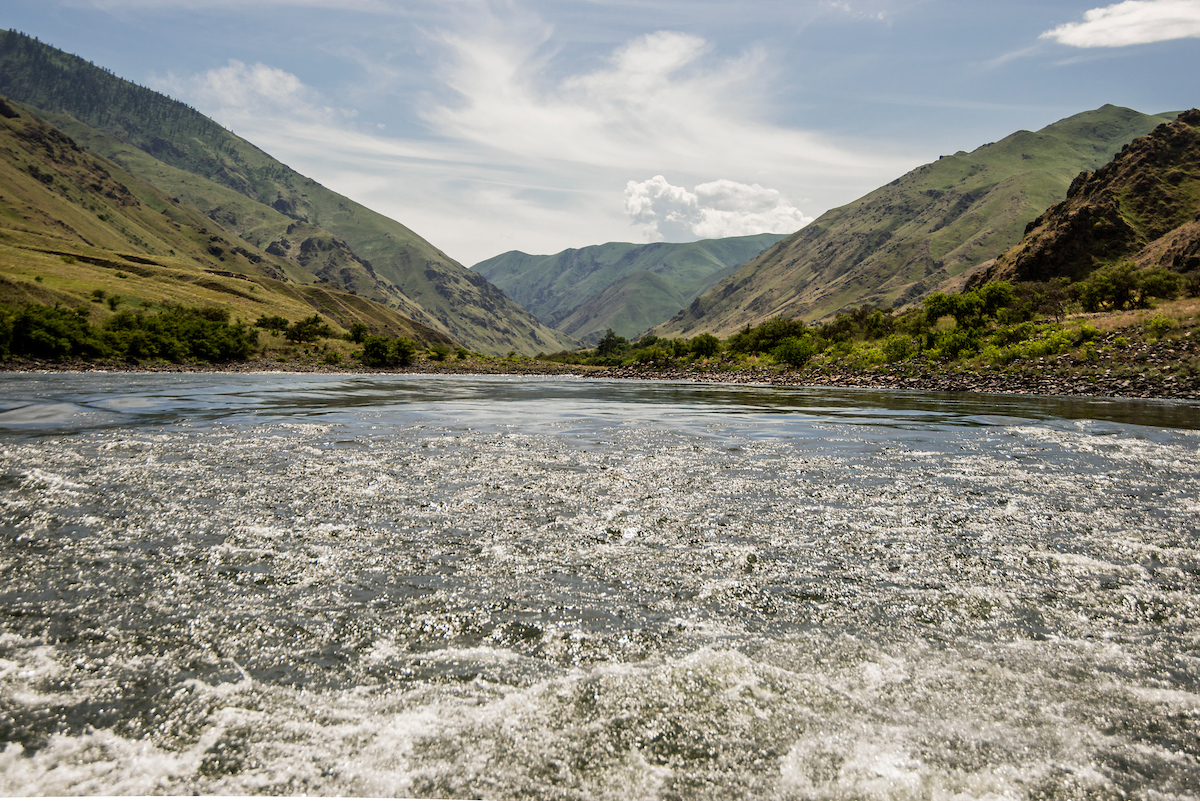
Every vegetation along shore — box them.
[5,278,1199,402]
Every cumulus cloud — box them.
[625,176,812,242]
[1041,0,1200,47]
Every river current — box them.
[0,373,1197,799]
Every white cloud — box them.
[84,0,391,9]
[625,176,812,242]
[153,60,347,127]
[424,20,900,180]
[149,6,916,264]
[1041,0,1200,47]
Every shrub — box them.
[1185,271,1200,298]
[255,314,289,334]
[284,314,334,343]
[689,332,721,358]
[1072,262,1181,311]
[428,343,450,361]
[361,335,391,367]
[103,306,257,362]
[359,335,416,367]
[934,328,981,360]
[881,334,916,362]
[772,335,816,367]
[1144,314,1174,340]
[9,304,107,360]
[728,317,808,354]
[346,321,369,343]
[388,337,417,366]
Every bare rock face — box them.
[981,110,1200,284]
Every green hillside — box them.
[655,105,1178,339]
[474,233,784,343]
[983,109,1200,283]
[0,94,449,346]
[0,29,577,355]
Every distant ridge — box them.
[654,105,1178,339]
[0,29,577,355]
[474,234,785,344]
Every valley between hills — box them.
[1,29,1198,401]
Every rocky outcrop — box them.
[981,110,1200,284]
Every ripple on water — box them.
[1,377,1198,798]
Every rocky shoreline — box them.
[4,353,1198,402]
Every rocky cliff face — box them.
[981,110,1200,284]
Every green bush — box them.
[1073,262,1182,312]
[255,314,289,334]
[360,335,416,367]
[881,334,915,362]
[1,302,257,363]
[933,328,981,360]
[1144,314,1174,340]
[772,335,816,367]
[361,335,391,367]
[689,332,721,358]
[284,314,334,343]
[8,304,107,359]
[728,317,808,354]
[103,306,257,362]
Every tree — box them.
[689,332,721,358]
[596,328,627,357]
[255,314,289,334]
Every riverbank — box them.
[5,342,1199,401]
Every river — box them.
[0,373,1197,799]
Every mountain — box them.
[0,93,452,344]
[653,105,1179,339]
[0,29,577,355]
[979,109,1200,284]
[474,234,785,344]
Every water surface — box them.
[0,374,1197,798]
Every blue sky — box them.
[5,1,1199,265]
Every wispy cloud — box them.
[625,176,812,241]
[81,0,393,9]
[1041,0,1200,47]
[424,13,902,184]
[155,60,349,125]
[147,3,917,263]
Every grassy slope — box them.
[985,110,1200,282]
[0,30,576,355]
[655,105,1178,339]
[0,96,449,345]
[474,233,785,341]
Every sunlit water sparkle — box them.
[0,373,1197,799]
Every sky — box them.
[4,1,1199,266]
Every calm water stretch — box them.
[0,373,1197,799]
